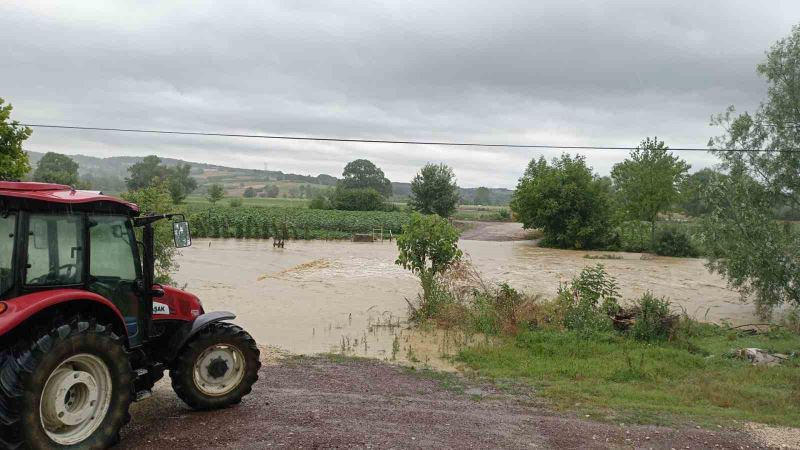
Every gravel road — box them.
[119,356,770,450]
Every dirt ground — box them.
[119,355,770,450]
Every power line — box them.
[19,123,800,153]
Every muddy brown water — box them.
[174,238,755,366]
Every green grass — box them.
[457,328,800,427]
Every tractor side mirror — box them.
[173,221,192,248]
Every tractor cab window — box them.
[25,214,84,286]
[88,215,141,338]
[0,214,16,295]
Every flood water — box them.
[174,238,756,366]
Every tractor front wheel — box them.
[170,322,260,410]
[0,318,133,450]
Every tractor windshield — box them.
[0,214,15,295]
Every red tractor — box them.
[0,181,261,449]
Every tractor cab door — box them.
[87,215,146,347]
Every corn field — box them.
[187,205,411,239]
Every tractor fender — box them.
[165,311,236,362]
[0,288,127,338]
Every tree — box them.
[121,182,177,283]
[473,186,492,205]
[395,213,462,320]
[332,187,386,211]
[510,154,612,249]
[207,184,225,204]
[126,155,169,191]
[0,98,32,180]
[679,168,719,217]
[243,187,257,198]
[611,137,690,243]
[263,184,279,198]
[340,159,392,197]
[167,162,197,203]
[32,152,79,186]
[408,163,459,217]
[701,25,800,312]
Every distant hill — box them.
[25,151,512,204]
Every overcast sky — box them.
[1,1,797,188]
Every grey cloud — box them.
[1,0,797,187]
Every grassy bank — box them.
[406,260,800,427]
[458,328,800,427]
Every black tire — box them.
[170,322,260,410]
[0,317,133,450]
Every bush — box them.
[228,198,243,207]
[511,154,614,249]
[653,226,698,257]
[630,292,673,341]
[243,187,257,198]
[396,213,462,321]
[332,187,387,211]
[557,265,621,336]
[612,220,651,252]
[308,192,333,210]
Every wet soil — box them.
[120,356,767,450]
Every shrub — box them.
[396,213,462,321]
[243,187,257,198]
[612,220,651,252]
[332,187,386,211]
[308,192,333,210]
[653,226,698,257]
[630,292,673,341]
[497,208,510,221]
[557,264,621,336]
[228,198,243,207]
[511,154,614,249]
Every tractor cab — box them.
[0,181,190,348]
[0,181,260,449]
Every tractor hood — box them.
[0,181,139,213]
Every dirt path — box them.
[120,356,765,450]
[456,221,534,241]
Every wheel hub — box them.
[207,357,230,379]
[39,354,112,445]
[193,344,246,396]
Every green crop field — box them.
[183,195,310,208]
[186,205,411,239]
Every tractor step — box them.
[135,389,152,402]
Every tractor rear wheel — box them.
[170,322,260,410]
[0,317,132,450]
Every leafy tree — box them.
[679,168,719,217]
[700,26,800,313]
[126,155,169,191]
[167,162,197,203]
[243,187,257,198]
[332,186,386,211]
[32,152,79,186]
[408,163,459,217]
[308,190,334,209]
[0,98,32,180]
[263,184,279,198]
[473,186,492,205]
[122,182,177,283]
[340,159,392,197]
[611,137,690,243]
[396,213,462,319]
[511,154,612,249]
[207,183,225,204]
